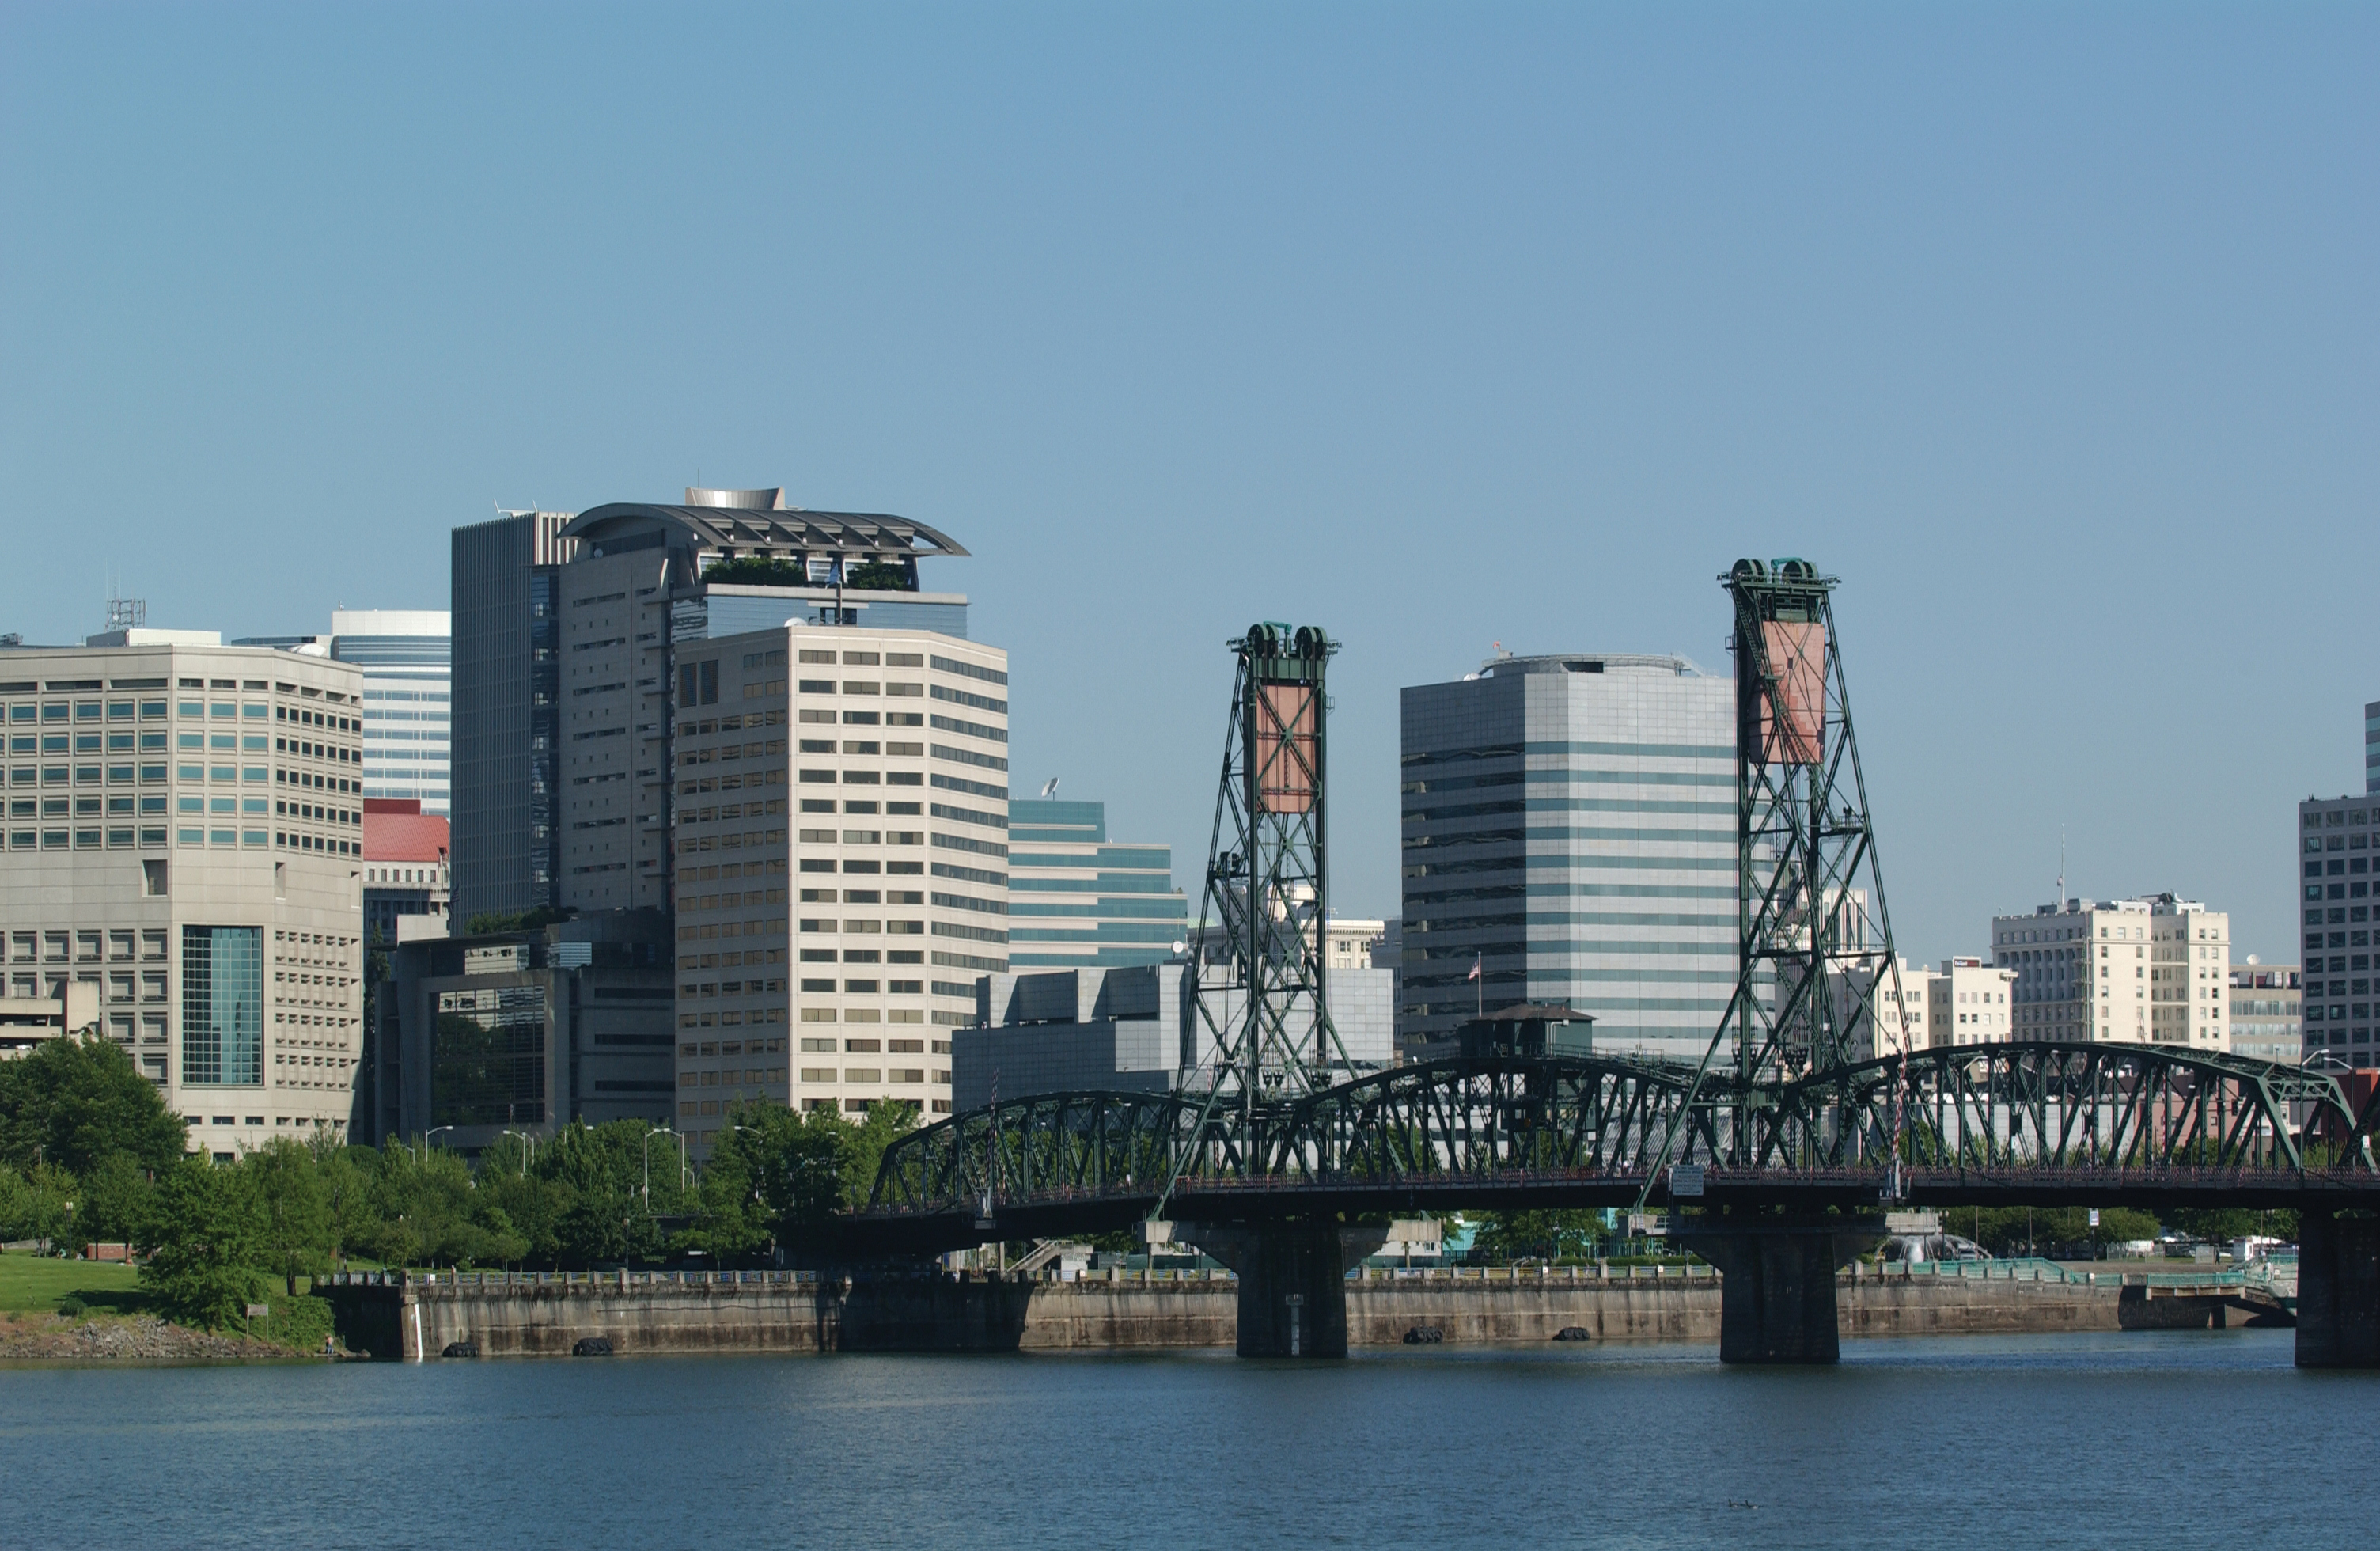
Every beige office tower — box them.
[1991,893,2229,1049]
[0,634,365,1158]
[671,625,1009,1156]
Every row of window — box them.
[681,978,789,998]
[793,1068,940,1085]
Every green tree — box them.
[0,1162,74,1248]
[312,1139,380,1268]
[842,1100,919,1213]
[139,1159,268,1329]
[0,1033,186,1176]
[245,1137,329,1294]
[1469,1209,1604,1263]
[77,1151,154,1250]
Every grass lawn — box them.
[0,1251,150,1317]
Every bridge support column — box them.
[2296,1209,2380,1369]
[1677,1218,1859,1364]
[1173,1219,1387,1358]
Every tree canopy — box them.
[0,1034,186,1176]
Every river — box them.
[2,1329,2368,1548]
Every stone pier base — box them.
[2297,1210,2380,1369]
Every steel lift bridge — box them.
[850,584,2380,1367]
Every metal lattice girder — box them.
[1282,1055,1719,1184]
[1746,1041,2362,1177]
[866,1090,1212,1216]
[861,1043,2378,1234]
[1190,623,1350,1107]
[1714,558,1905,1088]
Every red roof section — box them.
[362,799,449,863]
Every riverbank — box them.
[0,1311,286,1363]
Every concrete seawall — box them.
[335,1271,2166,1361]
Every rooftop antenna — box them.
[2057,826,2067,909]
[1039,778,1059,798]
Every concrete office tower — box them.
[2299,794,2375,1058]
[1838,958,1935,1062]
[1006,798,1186,969]
[671,624,1008,1155]
[450,511,574,925]
[1992,894,2228,1048]
[1399,651,1734,1063]
[0,635,366,1159]
[548,492,972,918]
[1930,955,2015,1044]
[332,610,450,815]
[2229,962,2302,1064]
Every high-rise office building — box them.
[238,611,453,816]
[0,633,366,1158]
[1399,651,1734,1063]
[2367,699,2378,795]
[450,511,574,925]
[671,624,1008,1155]
[450,491,974,925]
[1006,798,1185,969]
[1991,894,2229,1048]
[2299,794,2374,1058]
[332,610,450,815]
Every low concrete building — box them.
[362,800,449,949]
[0,981,100,1057]
[956,960,1394,1111]
[369,911,676,1151]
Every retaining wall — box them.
[335,1269,2146,1360]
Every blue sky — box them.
[2,2,2371,965]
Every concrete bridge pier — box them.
[1170,1219,1389,1358]
[1677,1216,1864,1364]
[2296,1209,2380,1368]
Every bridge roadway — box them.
[843,1041,2380,1367]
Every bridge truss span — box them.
[1758,1041,2364,1181]
[858,1041,2380,1249]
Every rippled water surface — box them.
[3,1330,2371,1549]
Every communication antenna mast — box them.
[1189,623,1349,1112]
[104,593,146,633]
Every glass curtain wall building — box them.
[1006,798,1186,968]
[331,610,450,816]
[450,512,573,924]
[1399,652,1736,1064]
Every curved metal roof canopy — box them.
[559,503,969,559]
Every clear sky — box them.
[2,3,2371,966]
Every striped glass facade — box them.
[333,613,451,817]
[1006,798,1187,969]
[1400,654,1737,1062]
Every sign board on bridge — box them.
[1669,1165,1704,1197]
[1885,1212,1939,1235]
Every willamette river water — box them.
[2,1329,2371,1549]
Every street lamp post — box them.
[420,1126,455,1162]
[642,1128,690,1204]
[499,1130,537,1176]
